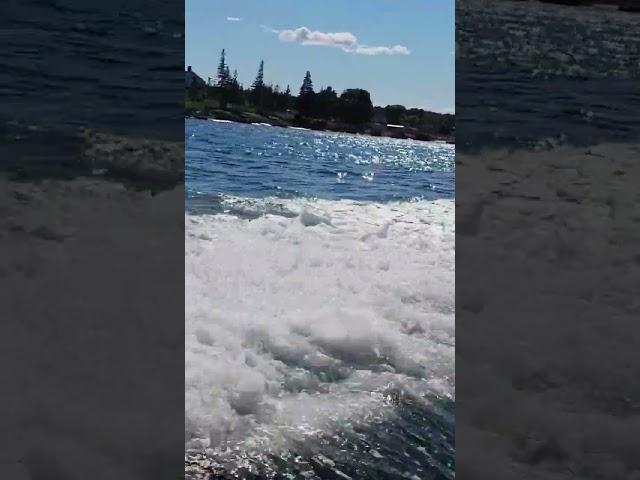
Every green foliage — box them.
[384,105,406,124]
[217,49,229,86]
[297,71,315,116]
[187,80,206,101]
[337,89,374,125]
[252,60,264,90]
[251,60,265,107]
[299,71,314,96]
[315,87,338,119]
[186,49,454,139]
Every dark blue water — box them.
[456,0,640,152]
[457,71,640,151]
[185,118,455,208]
[0,0,183,141]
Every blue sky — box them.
[186,0,454,113]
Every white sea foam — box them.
[185,197,455,455]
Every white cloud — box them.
[226,17,241,22]
[356,45,411,56]
[273,26,410,56]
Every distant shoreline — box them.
[185,111,455,144]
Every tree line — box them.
[187,49,454,135]
[188,49,375,124]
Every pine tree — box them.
[250,60,265,107]
[217,49,229,86]
[216,49,233,107]
[285,85,291,96]
[224,66,231,86]
[299,71,314,96]
[298,71,315,116]
[252,60,264,90]
[229,69,241,104]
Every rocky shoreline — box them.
[185,110,455,144]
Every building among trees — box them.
[185,66,206,89]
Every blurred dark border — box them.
[456,0,640,478]
[0,1,184,479]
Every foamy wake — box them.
[185,197,455,460]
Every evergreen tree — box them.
[282,84,292,110]
[229,69,241,105]
[252,60,264,90]
[217,49,228,86]
[298,71,315,116]
[299,71,314,96]
[217,61,233,108]
[250,60,265,107]
[224,66,231,86]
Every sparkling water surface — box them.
[186,118,454,210]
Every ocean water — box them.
[456,0,640,151]
[457,72,640,150]
[455,2,640,478]
[0,0,183,141]
[185,119,455,479]
[186,120,454,206]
